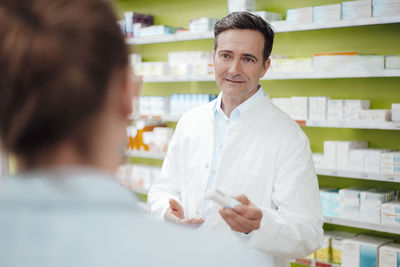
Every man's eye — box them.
[245,57,254,62]
[222,54,230,58]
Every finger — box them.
[227,208,261,231]
[169,198,184,218]
[234,204,263,220]
[234,194,250,205]
[164,208,182,223]
[182,218,204,225]
[220,208,261,233]
[219,209,248,233]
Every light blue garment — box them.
[203,86,266,217]
[0,166,268,267]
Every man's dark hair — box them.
[214,12,274,65]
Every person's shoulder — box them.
[126,217,269,267]
[260,100,301,130]
[257,99,309,143]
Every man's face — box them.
[214,29,270,103]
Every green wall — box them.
[115,0,400,259]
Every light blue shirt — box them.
[204,86,266,217]
[0,166,268,267]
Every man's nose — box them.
[227,59,242,75]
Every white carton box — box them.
[228,0,255,13]
[344,99,370,121]
[364,149,389,173]
[309,96,329,121]
[269,58,313,73]
[135,62,169,77]
[313,55,384,73]
[359,109,391,121]
[348,149,369,172]
[337,141,368,170]
[360,189,396,223]
[189,17,217,33]
[327,99,344,121]
[379,243,400,267]
[373,3,400,17]
[331,231,358,265]
[324,141,337,169]
[381,214,400,225]
[381,152,400,176]
[287,7,313,23]
[342,235,393,267]
[342,0,372,20]
[290,97,309,120]
[251,11,282,22]
[320,187,340,217]
[313,4,341,23]
[381,200,400,216]
[339,186,372,220]
[385,55,400,69]
[373,0,400,4]
[381,201,400,226]
[392,103,400,122]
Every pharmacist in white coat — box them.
[148,12,323,266]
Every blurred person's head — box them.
[0,0,138,172]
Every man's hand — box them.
[219,195,262,234]
[164,198,204,227]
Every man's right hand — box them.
[164,198,204,226]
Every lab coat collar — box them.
[214,85,266,120]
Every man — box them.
[0,2,270,266]
[148,12,324,266]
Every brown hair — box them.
[214,12,274,65]
[0,0,129,160]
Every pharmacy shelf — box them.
[271,16,400,33]
[324,216,400,235]
[142,70,400,83]
[130,114,181,121]
[127,31,213,45]
[130,114,400,131]
[127,16,400,45]
[126,151,166,160]
[316,168,400,183]
[307,120,400,130]
[263,69,400,79]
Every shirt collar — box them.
[214,85,265,119]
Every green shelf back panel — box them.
[115,0,400,247]
[143,81,219,96]
[291,263,309,267]
[126,156,164,166]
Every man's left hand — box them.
[218,194,263,234]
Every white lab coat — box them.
[148,93,324,267]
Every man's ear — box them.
[260,58,271,78]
